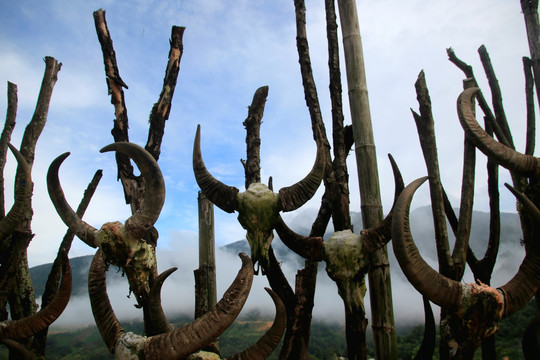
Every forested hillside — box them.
[0,301,535,359]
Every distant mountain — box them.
[30,207,525,303]
[30,254,123,299]
[222,206,524,266]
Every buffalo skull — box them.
[193,124,325,273]
[47,142,165,297]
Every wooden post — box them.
[194,191,218,354]
[335,1,398,358]
[195,191,217,316]
[521,0,540,108]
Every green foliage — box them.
[393,301,538,360]
[2,277,537,359]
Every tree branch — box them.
[412,71,453,276]
[32,170,103,356]
[242,86,268,188]
[145,26,185,161]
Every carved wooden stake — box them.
[195,191,217,317]
[194,191,219,354]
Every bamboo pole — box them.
[335,1,398,358]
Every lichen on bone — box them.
[324,230,369,313]
[114,332,146,360]
[236,183,280,271]
[96,221,157,295]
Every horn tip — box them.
[238,252,252,265]
[99,143,115,153]
[57,152,71,161]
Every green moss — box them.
[236,183,280,268]
[324,230,368,313]
[96,222,157,295]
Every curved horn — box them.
[88,249,124,353]
[274,216,324,261]
[0,252,72,340]
[100,142,165,240]
[193,125,239,213]
[457,87,540,178]
[361,154,405,253]
[391,177,463,308]
[143,252,254,359]
[225,287,287,360]
[496,184,540,317]
[147,267,178,335]
[272,171,324,261]
[0,339,35,360]
[47,152,97,248]
[0,144,32,242]
[504,183,540,222]
[279,142,325,212]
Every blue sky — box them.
[0,0,535,275]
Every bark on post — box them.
[521,0,540,108]
[523,57,536,157]
[195,191,217,317]
[10,55,61,319]
[0,82,18,320]
[146,26,185,162]
[412,72,453,277]
[0,82,17,220]
[286,1,355,357]
[413,72,481,360]
[447,51,503,359]
[93,8,183,336]
[32,170,103,357]
[241,86,267,188]
[0,57,61,359]
[335,1,397,358]
[194,191,219,354]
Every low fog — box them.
[48,206,525,331]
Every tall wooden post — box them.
[195,191,217,316]
[336,1,398,358]
[194,191,218,353]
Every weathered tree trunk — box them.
[447,50,505,330]
[195,192,217,316]
[412,71,480,360]
[0,56,61,359]
[32,170,102,358]
[284,1,355,358]
[93,9,183,336]
[0,82,18,321]
[521,0,540,108]
[241,86,267,188]
[335,1,398,358]
[194,191,219,354]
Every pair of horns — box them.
[47,142,165,247]
[275,154,405,261]
[89,250,285,358]
[193,124,325,213]
[392,177,540,317]
[0,252,71,340]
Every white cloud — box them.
[1,0,537,343]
